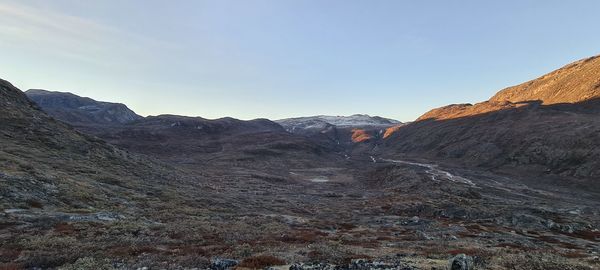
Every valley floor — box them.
[1,155,599,269]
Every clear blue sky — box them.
[0,0,599,121]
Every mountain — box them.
[383,55,600,182]
[277,115,402,148]
[25,89,142,125]
[277,114,400,133]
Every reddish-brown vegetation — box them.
[0,249,22,262]
[350,129,372,143]
[563,230,600,241]
[238,255,286,269]
[25,199,43,209]
[53,223,76,235]
[279,229,327,244]
[383,125,403,139]
[0,263,24,270]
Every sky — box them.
[0,1,599,121]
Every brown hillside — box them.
[491,55,600,104]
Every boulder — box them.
[448,254,473,270]
[210,258,238,270]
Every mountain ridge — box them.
[417,55,600,121]
[491,55,600,104]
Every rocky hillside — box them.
[0,78,207,212]
[25,89,142,125]
[384,55,600,182]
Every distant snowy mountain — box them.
[277,114,400,133]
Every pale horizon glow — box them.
[1,0,599,121]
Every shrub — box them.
[498,252,592,270]
[0,263,24,270]
[25,199,43,209]
[19,235,78,250]
[58,257,115,270]
[0,249,22,262]
[306,242,356,264]
[22,252,76,269]
[54,223,76,235]
[238,255,286,269]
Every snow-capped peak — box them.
[277,114,400,129]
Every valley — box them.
[2,55,600,269]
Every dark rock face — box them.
[25,89,142,125]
